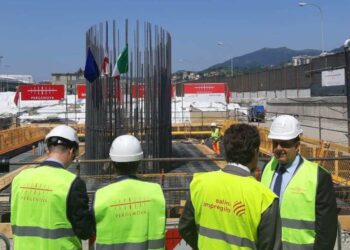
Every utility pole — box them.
[4,65,11,91]
[217,41,233,77]
[344,39,350,145]
[298,2,325,54]
[0,56,3,92]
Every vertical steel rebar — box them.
[85,19,172,174]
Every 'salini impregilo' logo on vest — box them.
[232,201,245,216]
[202,199,246,216]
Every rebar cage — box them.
[85,19,172,174]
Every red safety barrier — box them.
[166,228,182,250]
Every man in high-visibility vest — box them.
[11,125,94,250]
[179,123,282,250]
[94,135,166,250]
[260,115,338,250]
[209,122,221,156]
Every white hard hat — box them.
[268,115,303,140]
[109,135,143,162]
[45,125,79,148]
[211,122,217,127]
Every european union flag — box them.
[84,48,100,83]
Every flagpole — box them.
[65,82,68,125]
[74,83,77,123]
[18,91,21,127]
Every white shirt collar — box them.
[280,154,300,173]
[46,157,65,166]
[226,162,251,174]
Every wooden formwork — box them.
[0,126,49,155]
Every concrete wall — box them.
[231,89,311,101]
[231,90,346,119]
[266,96,347,119]
[230,92,348,144]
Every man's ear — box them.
[69,148,75,155]
[255,148,259,160]
[295,141,301,153]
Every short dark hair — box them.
[223,124,260,165]
[112,161,140,175]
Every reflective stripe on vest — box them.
[199,226,256,249]
[96,238,165,250]
[12,225,76,239]
[261,157,317,247]
[11,166,80,250]
[282,241,314,250]
[94,178,165,249]
[282,218,315,230]
[190,171,276,249]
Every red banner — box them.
[116,83,123,104]
[76,84,86,99]
[184,83,226,94]
[171,84,175,97]
[14,86,20,106]
[131,84,145,98]
[21,84,65,101]
[225,85,231,104]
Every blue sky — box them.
[0,0,348,81]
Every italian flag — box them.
[112,46,128,80]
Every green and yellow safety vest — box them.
[94,178,166,250]
[11,166,80,250]
[261,157,318,250]
[190,170,276,250]
[211,128,220,141]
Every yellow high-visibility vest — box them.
[261,157,318,249]
[11,166,80,250]
[211,128,220,140]
[191,170,276,250]
[94,178,166,250]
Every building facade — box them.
[51,68,86,94]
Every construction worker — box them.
[209,122,221,156]
[179,123,281,250]
[261,115,338,250]
[93,135,166,250]
[11,125,94,250]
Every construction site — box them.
[1,19,350,250]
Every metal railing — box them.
[0,233,10,250]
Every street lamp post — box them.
[217,42,233,77]
[178,59,193,124]
[217,42,233,113]
[344,39,350,145]
[298,2,325,54]
[0,56,3,92]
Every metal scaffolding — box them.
[85,19,172,174]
